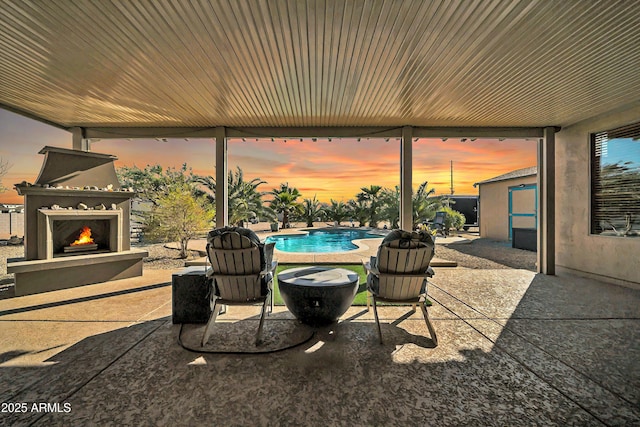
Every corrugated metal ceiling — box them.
[0,0,639,131]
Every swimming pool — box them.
[265,228,381,253]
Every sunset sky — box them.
[0,109,537,205]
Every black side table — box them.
[172,266,212,324]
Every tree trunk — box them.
[180,239,189,259]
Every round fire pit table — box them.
[277,266,359,327]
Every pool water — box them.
[265,228,381,253]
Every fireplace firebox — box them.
[54,220,109,256]
[37,209,123,259]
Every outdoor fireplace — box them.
[8,146,147,296]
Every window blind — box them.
[591,121,640,237]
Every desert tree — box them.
[117,163,214,240]
[117,163,207,205]
[145,184,215,258]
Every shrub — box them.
[441,206,466,232]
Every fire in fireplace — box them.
[64,226,98,253]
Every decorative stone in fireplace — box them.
[7,146,148,296]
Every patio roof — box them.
[1,0,639,135]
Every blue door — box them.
[508,184,537,240]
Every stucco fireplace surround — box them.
[8,146,147,296]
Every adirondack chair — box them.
[201,229,277,346]
[363,230,437,345]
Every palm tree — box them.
[229,169,275,226]
[195,166,274,227]
[375,182,442,229]
[269,183,303,228]
[347,199,369,227]
[301,196,324,227]
[379,186,400,229]
[412,181,445,227]
[357,185,383,227]
[325,200,350,225]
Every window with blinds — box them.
[590,121,640,237]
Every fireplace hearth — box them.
[8,146,147,296]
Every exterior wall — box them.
[556,103,640,287]
[0,212,25,239]
[478,176,537,241]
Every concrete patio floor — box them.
[1,259,638,426]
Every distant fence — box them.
[0,212,25,238]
